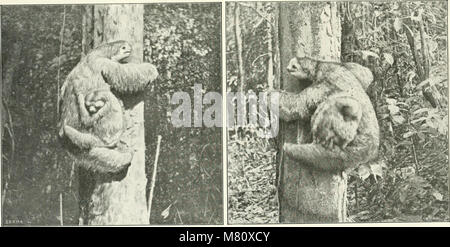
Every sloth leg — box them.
[283,142,356,172]
[84,147,133,173]
[64,125,104,150]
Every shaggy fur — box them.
[58,40,158,173]
[279,57,379,172]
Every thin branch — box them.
[251,52,270,67]
[59,193,64,226]
[418,16,430,78]
[176,207,184,224]
[410,136,420,173]
[234,3,245,93]
[57,5,66,117]
[403,23,424,80]
[1,100,15,209]
[148,135,162,223]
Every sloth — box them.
[279,56,379,172]
[58,40,158,173]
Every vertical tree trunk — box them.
[277,2,345,223]
[234,2,245,92]
[273,3,281,91]
[80,4,148,225]
[266,7,274,90]
[81,6,94,57]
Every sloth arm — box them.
[284,140,374,172]
[95,58,158,93]
[278,82,336,122]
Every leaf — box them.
[402,131,415,138]
[413,108,429,115]
[396,140,413,147]
[392,115,406,125]
[385,98,397,104]
[428,39,438,52]
[359,50,379,61]
[380,113,390,120]
[369,162,384,180]
[432,191,444,201]
[417,78,431,88]
[393,18,403,32]
[383,53,394,65]
[387,104,400,115]
[357,165,371,181]
[400,166,416,179]
[411,116,427,124]
[161,204,172,219]
[407,71,417,82]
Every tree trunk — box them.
[80,4,148,225]
[266,7,274,90]
[272,3,281,91]
[234,2,245,93]
[277,2,346,223]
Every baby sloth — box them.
[85,92,106,115]
[311,94,362,150]
[63,88,133,173]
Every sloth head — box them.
[111,42,132,62]
[286,57,316,81]
[89,40,132,62]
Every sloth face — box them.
[286,57,309,79]
[112,42,132,62]
[85,91,108,114]
[86,100,106,114]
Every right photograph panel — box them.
[226,1,449,224]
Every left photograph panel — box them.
[1,3,223,226]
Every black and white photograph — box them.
[1,0,449,229]
[226,1,449,224]
[1,3,223,225]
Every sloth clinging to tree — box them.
[278,57,379,172]
[58,40,158,174]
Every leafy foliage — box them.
[228,129,278,224]
[341,1,448,222]
[226,2,280,224]
[2,6,83,225]
[144,3,222,225]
